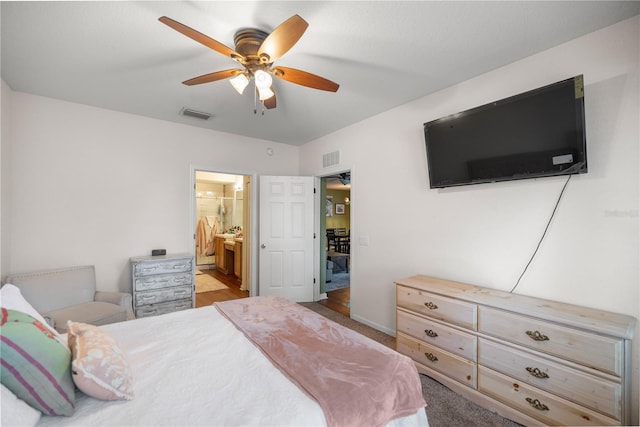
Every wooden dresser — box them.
[395,275,635,426]
[130,253,195,318]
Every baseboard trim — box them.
[351,313,396,337]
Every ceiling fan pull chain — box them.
[253,80,258,115]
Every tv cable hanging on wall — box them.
[510,175,572,293]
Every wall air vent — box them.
[181,108,212,121]
[323,150,340,168]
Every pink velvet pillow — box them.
[67,322,134,401]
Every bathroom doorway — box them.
[193,170,251,306]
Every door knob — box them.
[261,244,266,248]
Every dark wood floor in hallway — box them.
[318,287,350,316]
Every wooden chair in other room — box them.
[326,228,337,251]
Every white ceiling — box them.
[2,1,638,146]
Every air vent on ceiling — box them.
[323,150,340,168]
[181,108,212,121]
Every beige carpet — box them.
[195,274,229,293]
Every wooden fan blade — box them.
[264,87,277,109]
[159,16,243,61]
[182,69,243,86]
[257,15,308,63]
[273,66,339,92]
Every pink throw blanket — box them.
[215,296,426,427]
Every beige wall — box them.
[1,92,300,292]
[0,80,12,282]
[300,16,639,422]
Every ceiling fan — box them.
[159,15,339,110]
[326,172,350,185]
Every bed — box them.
[1,289,428,427]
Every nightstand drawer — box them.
[397,332,476,389]
[397,285,477,330]
[478,307,623,376]
[133,258,192,277]
[134,272,192,291]
[479,339,622,420]
[134,285,193,306]
[479,366,619,426]
[397,309,476,360]
[135,299,192,318]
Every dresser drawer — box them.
[134,272,193,291]
[478,307,623,376]
[135,299,193,318]
[134,285,193,307]
[478,366,619,426]
[133,258,192,277]
[397,285,477,330]
[397,309,477,360]
[479,339,622,420]
[397,332,476,388]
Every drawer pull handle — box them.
[424,352,438,362]
[526,330,549,341]
[526,367,549,379]
[424,302,438,310]
[526,398,549,411]
[424,329,438,338]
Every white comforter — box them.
[38,305,428,426]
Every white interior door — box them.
[259,176,315,302]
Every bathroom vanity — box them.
[214,234,243,282]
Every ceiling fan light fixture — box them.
[340,172,350,185]
[229,73,249,94]
[258,86,275,101]
[254,69,273,90]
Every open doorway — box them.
[319,171,351,315]
[193,170,251,306]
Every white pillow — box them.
[0,284,63,343]
[1,384,41,427]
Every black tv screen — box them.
[424,75,587,189]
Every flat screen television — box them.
[424,75,587,189]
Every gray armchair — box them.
[6,265,134,333]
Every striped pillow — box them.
[0,308,75,416]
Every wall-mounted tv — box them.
[424,75,587,189]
